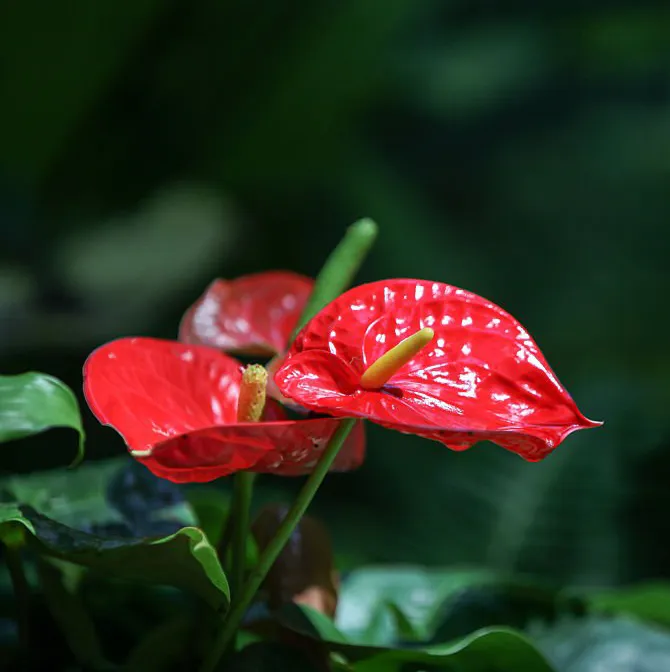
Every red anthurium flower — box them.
[179,271,313,357]
[179,270,319,412]
[83,338,365,483]
[274,279,601,461]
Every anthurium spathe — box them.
[179,271,313,357]
[83,338,364,483]
[178,270,318,410]
[274,279,601,461]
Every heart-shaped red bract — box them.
[275,279,601,461]
[83,338,364,482]
[179,271,313,357]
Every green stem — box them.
[230,471,255,599]
[4,538,29,650]
[290,218,378,340]
[199,418,356,672]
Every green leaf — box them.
[36,558,116,671]
[277,567,592,671]
[0,459,127,531]
[282,601,353,647]
[0,504,229,612]
[429,581,585,646]
[384,602,419,642]
[186,487,230,548]
[335,566,582,647]
[0,457,196,536]
[352,629,556,672]
[279,603,554,671]
[336,566,496,645]
[0,373,85,466]
[588,583,670,629]
[530,616,670,672]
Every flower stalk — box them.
[199,418,356,672]
[229,472,255,600]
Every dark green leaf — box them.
[352,629,555,672]
[0,459,126,531]
[335,566,583,647]
[0,458,196,537]
[0,504,229,612]
[280,603,554,671]
[105,459,195,538]
[0,373,84,466]
[385,602,419,642]
[188,488,259,574]
[530,616,670,672]
[336,566,496,644]
[281,601,353,647]
[430,581,585,644]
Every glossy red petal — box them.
[247,418,365,476]
[179,271,313,356]
[257,399,364,476]
[266,352,314,413]
[255,398,366,476]
[276,279,600,461]
[83,338,364,482]
[84,337,243,453]
[131,416,365,483]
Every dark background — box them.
[1,1,668,589]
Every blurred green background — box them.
[1,1,668,589]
